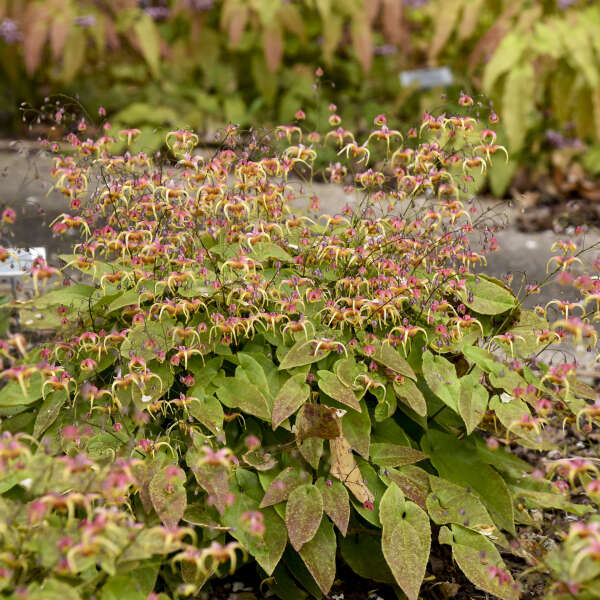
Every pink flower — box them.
[241,510,265,537]
[61,425,81,442]
[458,92,473,106]
[363,344,376,357]
[79,358,97,371]
[132,313,145,326]
[138,439,153,452]
[328,114,342,127]
[2,208,16,224]
[486,437,499,450]
[244,435,261,450]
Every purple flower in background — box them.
[545,129,584,149]
[545,130,567,148]
[0,18,22,44]
[144,6,171,19]
[74,15,97,28]
[374,44,397,56]
[405,0,429,6]
[181,0,216,9]
[557,0,576,8]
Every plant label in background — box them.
[0,247,46,277]
[400,67,454,89]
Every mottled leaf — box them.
[422,351,459,413]
[422,430,515,535]
[297,436,323,470]
[459,274,518,315]
[223,492,287,576]
[334,356,362,388]
[298,517,337,595]
[279,339,330,369]
[370,442,428,468]
[33,391,67,438]
[216,376,271,421]
[272,373,309,429]
[394,378,427,417]
[318,369,361,411]
[372,342,416,379]
[260,467,311,508]
[382,466,429,509]
[380,484,431,600]
[445,525,519,600]
[342,399,370,458]
[426,476,499,537]
[285,484,323,551]
[189,393,224,435]
[149,465,186,529]
[188,449,232,515]
[316,477,350,536]
[458,369,488,434]
[242,449,278,471]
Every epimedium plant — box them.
[0,95,600,599]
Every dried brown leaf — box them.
[330,435,374,505]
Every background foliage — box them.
[1,0,600,195]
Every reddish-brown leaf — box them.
[262,25,283,72]
[351,18,374,72]
[23,3,50,75]
[366,0,381,23]
[382,0,405,45]
[227,6,248,47]
[296,404,341,441]
[50,14,71,61]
